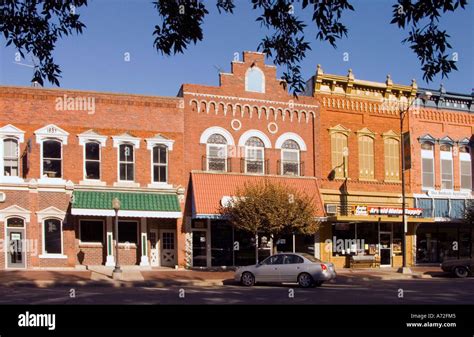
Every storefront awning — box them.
[191,172,325,218]
[71,191,182,218]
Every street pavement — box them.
[0,271,473,305]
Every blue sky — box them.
[0,0,472,96]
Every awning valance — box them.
[71,191,181,218]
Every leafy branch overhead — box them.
[0,0,468,94]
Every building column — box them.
[139,218,150,267]
[105,217,115,267]
[206,219,212,268]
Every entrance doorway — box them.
[379,232,392,267]
[192,230,207,267]
[6,217,26,269]
[160,230,176,267]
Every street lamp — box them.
[398,90,432,274]
[112,197,122,280]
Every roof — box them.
[191,172,325,217]
[71,191,181,218]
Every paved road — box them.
[1,275,473,305]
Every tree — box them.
[219,180,319,263]
[1,0,468,94]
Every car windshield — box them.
[300,253,321,263]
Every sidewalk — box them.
[0,266,446,288]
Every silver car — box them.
[234,253,336,288]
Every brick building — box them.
[0,51,472,271]
[0,87,186,269]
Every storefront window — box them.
[331,223,355,256]
[434,199,449,218]
[211,220,233,267]
[392,223,403,256]
[118,221,137,244]
[357,223,378,255]
[450,200,465,219]
[417,198,433,218]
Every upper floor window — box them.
[440,144,453,190]
[460,146,472,191]
[245,137,265,174]
[245,67,265,93]
[119,144,134,181]
[384,138,400,181]
[421,142,435,190]
[153,145,168,183]
[331,132,348,179]
[358,135,374,179]
[207,133,227,172]
[42,139,62,178]
[85,141,100,180]
[3,138,19,177]
[281,139,300,176]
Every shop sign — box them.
[426,190,471,198]
[354,205,368,216]
[367,207,423,217]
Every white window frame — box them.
[41,217,65,258]
[460,147,472,191]
[0,124,25,183]
[206,139,228,172]
[245,141,265,174]
[152,144,169,183]
[146,135,174,188]
[78,130,107,186]
[79,219,105,246]
[421,143,435,191]
[40,138,63,180]
[281,147,300,176]
[112,133,140,187]
[118,143,135,182]
[440,145,454,191]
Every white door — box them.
[149,229,159,267]
[161,230,177,267]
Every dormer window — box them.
[245,67,265,93]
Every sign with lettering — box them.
[354,205,423,217]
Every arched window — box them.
[331,133,348,178]
[42,139,62,178]
[153,144,168,183]
[206,133,228,172]
[440,144,453,190]
[460,146,472,191]
[85,141,100,180]
[359,135,374,179]
[245,67,265,93]
[3,138,19,176]
[384,138,400,181]
[119,143,134,181]
[281,139,300,176]
[421,142,435,190]
[245,137,265,174]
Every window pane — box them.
[441,159,453,189]
[246,68,264,93]
[460,160,472,190]
[417,198,433,218]
[43,140,61,159]
[207,134,227,144]
[282,150,298,162]
[85,161,100,180]
[159,146,167,164]
[120,163,134,181]
[434,199,449,218]
[4,139,18,157]
[422,158,434,188]
[153,145,167,164]
[118,221,137,244]
[43,159,62,178]
[44,219,62,254]
[331,133,347,178]
[208,145,226,158]
[85,142,100,160]
[208,158,226,171]
[119,144,133,162]
[246,160,263,174]
[245,137,264,147]
[450,200,465,219]
[282,140,299,150]
[153,165,167,182]
[80,220,104,243]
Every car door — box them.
[279,254,305,283]
[254,254,283,283]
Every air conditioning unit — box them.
[325,204,338,215]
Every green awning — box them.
[71,191,181,218]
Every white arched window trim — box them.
[238,130,272,148]
[245,66,265,93]
[0,125,25,183]
[275,132,307,151]
[199,126,235,146]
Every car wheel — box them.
[241,272,255,286]
[298,273,314,288]
[454,266,469,278]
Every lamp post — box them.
[398,91,432,274]
[112,197,122,280]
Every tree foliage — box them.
[0,0,468,94]
[219,181,319,240]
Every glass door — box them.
[192,230,207,267]
[379,232,392,267]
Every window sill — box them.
[37,177,66,185]
[113,181,140,188]
[0,176,24,184]
[147,182,173,189]
[79,242,103,248]
[359,178,377,182]
[384,179,401,183]
[79,180,106,186]
[39,254,68,259]
[118,243,137,248]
